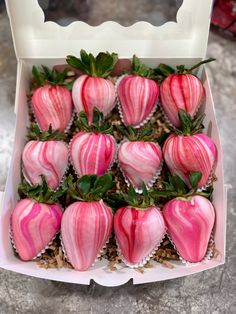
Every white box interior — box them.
[0,56,226,286]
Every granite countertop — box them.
[0,2,236,313]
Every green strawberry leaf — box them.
[157,63,175,77]
[27,123,66,141]
[66,55,85,70]
[170,175,188,194]
[91,174,114,196]
[67,50,118,78]
[189,172,202,189]
[178,109,193,135]
[77,175,95,195]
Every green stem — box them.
[187,58,216,73]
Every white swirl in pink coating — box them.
[118,141,162,189]
[163,195,215,263]
[160,74,204,128]
[163,133,217,189]
[70,132,117,176]
[114,206,166,266]
[22,140,69,190]
[61,200,113,271]
[117,74,159,127]
[11,199,63,261]
[32,84,73,132]
[72,75,116,124]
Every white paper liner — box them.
[115,74,159,129]
[60,233,111,269]
[21,142,70,193]
[10,224,59,260]
[69,133,118,178]
[115,229,167,269]
[117,139,163,194]
[166,231,215,266]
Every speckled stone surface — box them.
[0,2,236,313]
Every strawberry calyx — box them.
[150,172,213,201]
[75,108,113,135]
[107,184,155,210]
[115,123,153,141]
[64,174,115,202]
[131,55,159,80]
[27,123,67,142]
[32,65,73,90]
[18,176,66,204]
[157,58,215,77]
[172,109,205,136]
[66,50,118,78]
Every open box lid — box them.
[5,0,213,59]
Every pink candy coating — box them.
[114,206,166,266]
[118,141,163,190]
[163,133,217,189]
[22,140,69,190]
[32,84,73,132]
[61,200,113,271]
[163,196,215,263]
[160,74,204,128]
[117,74,159,127]
[11,199,63,261]
[72,75,116,124]
[70,131,117,176]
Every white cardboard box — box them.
[0,0,226,286]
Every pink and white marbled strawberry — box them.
[118,141,162,191]
[160,74,204,128]
[67,50,118,123]
[32,84,73,132]
[61,200,113,271]
[163,195,215,263]
[72,75,116,124]
[163,133,217,189]
[114,205,166,267]
[22,140,69,190]
[117,74,159,127]
[11,199,63,261]
[70,131,117,176]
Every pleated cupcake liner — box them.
[10,224,59,261]
[60,232,112,269]
[115,74,159,129]
[165,231,215,266]
[115,228,167,269]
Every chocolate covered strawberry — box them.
[11,178,63,261]
[158,59,215,128]
[117,55,159,127]
[22,124,69,190]
[163,110,217,189]
[61,174,114,271]
[163,195,215,263]
[117,125,162,192]
[70,109,117,176]
[152,172,215,263]
[66,50,118,123]
[31,66,73,132]
[114,186,166,267]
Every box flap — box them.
[5,0,213,59]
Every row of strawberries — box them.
[11,50,217,271]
